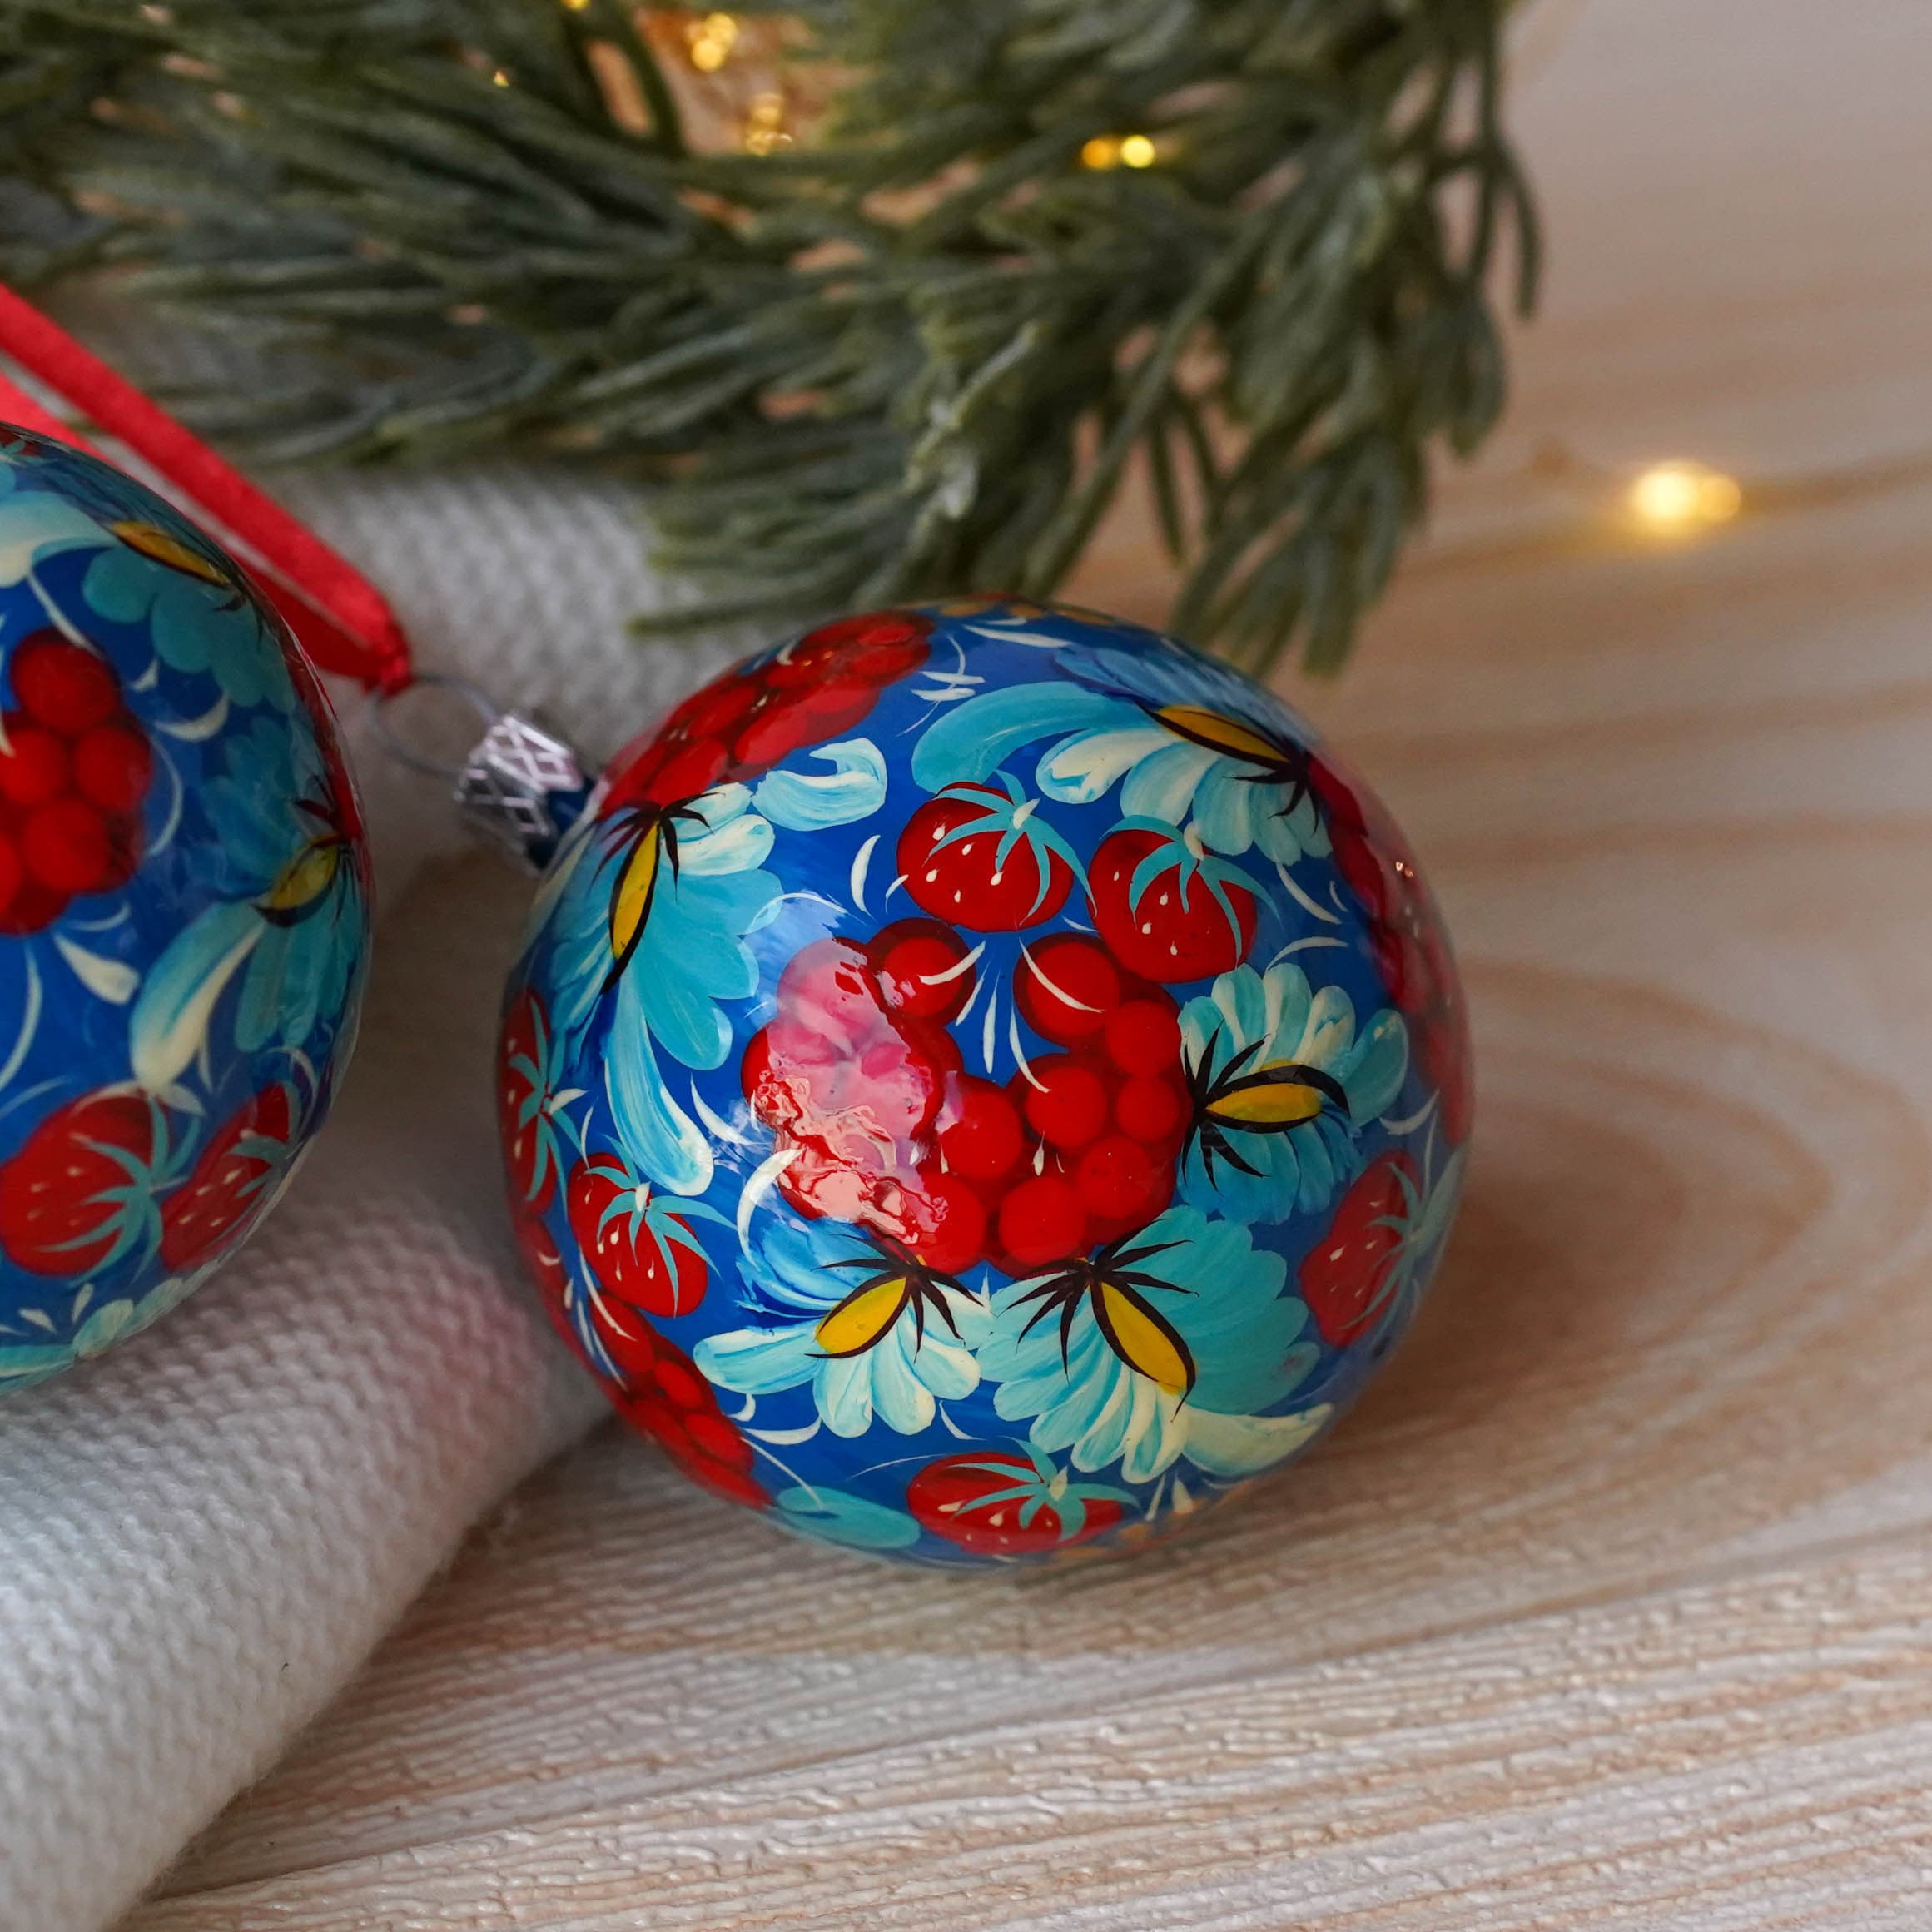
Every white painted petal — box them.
[678,809,774,877]
[1118,741,1216,822]
[1038,726,1172,805]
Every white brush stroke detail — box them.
[736,1145,798,1254]
[692,1085,755,1149]
[1009,1008,1046,1091]
[1021,942,1101,1012]
[850,832,879,914]
[1381,1093,1440,1137]
[921,939,984,986]
[0,954,40,1094]
[54,936,138,1005]
[962,624,1068,650]
[1276,861,1343,925]
[1267,935,1348,965]
[157,693,231,743]
[746,1419,822,1446]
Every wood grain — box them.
[123,0,1932,1924]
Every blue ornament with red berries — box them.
[0,427,370,1390]
[502,600,1470,1565]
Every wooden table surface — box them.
[127,1,1932,1925]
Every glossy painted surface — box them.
[503,603,1469,1566]
[0,428,371,1389]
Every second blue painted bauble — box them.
[0,426,370,1391]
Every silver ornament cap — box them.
[370,674,592,873]
[454,713,590,872]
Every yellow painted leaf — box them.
[1094,1280,1194,1397]
[109,519,230,586]
[1156,704,1282,767]
[259,839,341,920]
[1207,1075,1330,1129]
[608,827,662,967]
[815,1276,910,1358]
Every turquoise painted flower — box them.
[131,714,368,1092]
[0,454,293,711]
[531,781,782,1196]
[79,534,295,713]
[1179,962,1408,1224]
[911,645,1328,864]
[978,1205,1324,1483]
[695,1214,991,1438]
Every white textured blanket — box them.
[0,457,734,1930]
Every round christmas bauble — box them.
[502,601,1470,1566]
[0,428,371,1390]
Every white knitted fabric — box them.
[0,455,743,1930]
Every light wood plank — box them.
[133,1536,1932,1930]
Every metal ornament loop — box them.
[370,675,591,873]
[365,673,501,781]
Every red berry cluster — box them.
[0,633,152,931]
[515,1211,767,1508]
[603,611,931,812]
[1309,752,1472,1142]
[741,923,1191,1280]
[996,933,1189,1269]
[0,1082,295,1280]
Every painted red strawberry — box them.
[612,1326,769,1509]
[1309,749,1470,1143]
[906,1448,1130,1557]
[159,1083,299,1273]
[499,989,571,1214]
[1299,1152,1418,1346]
[0,1088,171,1276]
[1090,822,1259,982]
[566,1152,714,1318]
[899,777,1080,931]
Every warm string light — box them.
[1080,132,1159,171]
[686,11,739,72]
[743,90,790,154]
[1626,459,1743,535]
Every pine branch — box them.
[0,0,1537,675]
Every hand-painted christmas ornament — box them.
[0,428,371,1390]
[500,602,1470,1566]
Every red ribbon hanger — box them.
[0,281,413,695]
